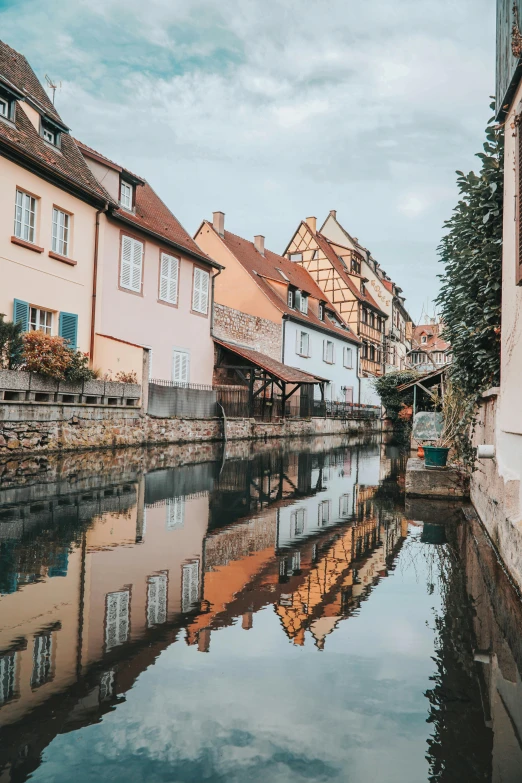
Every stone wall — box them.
[471,389,522,593]
[0,401,381,457]
[212,303,282,360]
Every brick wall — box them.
[213,303,282,360]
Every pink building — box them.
[0,41,108,353]
[76,141,221,385]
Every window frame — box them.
[14,189,37,244]
[323,339,335,364]
[288,288,295,308]
[343,346,353,369]
[51,206,70,257]
[289,252,303,262]
[172,348,190,384]
[191,265,210,316]
[119,179,134,211]
[0,95,9,119]
[298,330,310,358]
[29,306,53,336]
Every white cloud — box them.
[0,0,495,312]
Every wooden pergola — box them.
[214,339,327,417]
[396,366,449,416]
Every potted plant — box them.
[423,440,450,468]
[423,385,461,469]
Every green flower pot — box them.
[423,446,450,469]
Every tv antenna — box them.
[45,75,61,105]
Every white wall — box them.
[284,319,359,403]
[360,376,381,407]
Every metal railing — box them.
[148,379,217,418]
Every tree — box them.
[373,370,418,423]
[436,103,503,398]
[0,314,24,369]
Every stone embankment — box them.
[0,402,380,457]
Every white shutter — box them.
[120,236,132,289]
[105,590,129,651]
[181,561,199,612]
[323,340,327,361]
[160,253,179,304]
[147,573,167,627]
[172,349,190,383]
[192,267,209,314]
[131,239,143,292]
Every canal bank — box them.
[0,400,381,456]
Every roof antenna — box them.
[45,74,61,105]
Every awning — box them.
[214,339,328,384]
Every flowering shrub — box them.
[0,314,23,369]
[114,370,138,383]
[22,331,96,381]
[22,332,72,380]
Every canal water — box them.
[0,436,520,782]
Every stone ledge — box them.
[405,457,469,499]
[482,387,500,399]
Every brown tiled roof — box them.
[76,138,214,264]
[0,41,110,203]
[211,225,359,344]
[214,339,328,384]
[413,323,451,351]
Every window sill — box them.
[11,236,44,253]
[48,250,77,266]
[323,360,335,365]
[157,298,179,309]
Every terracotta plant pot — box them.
[417,445,425,458]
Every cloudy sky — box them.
[0,0,495,319]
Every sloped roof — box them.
[76,140,215,264]
[413,323,450,351]
[214,339,328,384]
[209,224,359,344]
[309,228,387,316]
[0,40,110,204]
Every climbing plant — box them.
[373,370,418,423]
[436,103,503,398]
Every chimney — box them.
[329,209,337,219]
[197,628,211,653]
[212,211,225,237]
[242,612,253,630]
[306,216,317,233]
[254,235,265,256]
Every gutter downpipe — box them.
[90,202,109,367]
[209,267,227,444]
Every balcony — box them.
[360,322,383,343]
[360,358,382,376]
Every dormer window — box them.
[40,119,61,147]
[0,96,9,118]
[421,335,427,344]
[294,290,308,314]
[0,92,15,122]
[319,303,324,321]
[120,180,133,210]
[288,288,294,308]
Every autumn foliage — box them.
[22,332,94,382]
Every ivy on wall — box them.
[436,104,503,398]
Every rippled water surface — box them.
[0,436,521,782]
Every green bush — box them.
[373,370,418,422]
[0,314,24,369]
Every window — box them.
[291,508,306,536]
[181,561,199,613]
[299,293,308,314]
[42,127,55,144]
[277,268,290,281]
[298,331,310,357]
[52,208,69,257]
[105,590,130,651]
[351,257,361,274]
[14,190,36,243]
[30,307,52,335]
[172,349,190,384]
[0,96,9,118]
[31,633,53,689]
[289,252,302,262]
[361,308,367,324]
[344,346,353,368]
[166,497,184,530]
[319,302,324,321]
[192,267,210,314]
[340,494,351,518]
[421,335,427,344]
[120,235,143,293]
[344,386,354,404]
[291,552,301,573]
[159,253,179,305]
[147,573,167,627]
[318,499,331,525]
[288,288,294,308]
[120,180,133,210]
[369,344,376,361]
[323,340,334,364]
[0,652,17,706]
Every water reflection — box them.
[0,437,520,782]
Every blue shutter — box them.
[13,299,29,331]
[59,312,78,349]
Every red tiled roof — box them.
[214,339,328,384]
[413,323,451,351]
[212,225,359,344]
[382,279,394,293]
[0,41,109,203]
[75,139,215,264]
[311,229,387,315]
